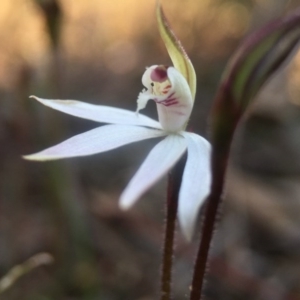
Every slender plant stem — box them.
[190,139,232,300]
[189,185,223,300]
[160,175,177,300]
[161,156,186,300]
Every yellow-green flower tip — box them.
[156,2,196,101]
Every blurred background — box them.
[2,0,300,299]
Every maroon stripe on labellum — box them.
[164,101,179,107]
[160,98,179,106]
[164,98,177,103]
[150,65,169,82]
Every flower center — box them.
[150,69,172,98]
[137,65,193,132]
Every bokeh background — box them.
[2,0,300,299]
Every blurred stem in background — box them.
[35,0,62,49]
[26,0,101,296]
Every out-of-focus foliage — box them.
[1,0,300,299]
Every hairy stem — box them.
[161,156,186,300]
[190,126,234,300]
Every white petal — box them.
[136,65,159,113]
[136,89,153,113]
[30,96,161,129]
[179,132,211,241]
[23,125,166,161]
[155,67,193,132]
[120,134,187,209]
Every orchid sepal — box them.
[156,3,196,101]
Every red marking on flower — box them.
[163,87,171,94]
[164,98,177,102]
[160,98,179,106]
[165,101,179,107]
[150,65,169,82]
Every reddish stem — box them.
[161,156,186,300]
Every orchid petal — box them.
[156,3,196,101]
[23,125,166,161]
[179,132,211,241]
[137,66,193,132]
[120,134,187,209]
[30,96,162,129]
[156,67,193,132]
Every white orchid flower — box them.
[24,5,211,241]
